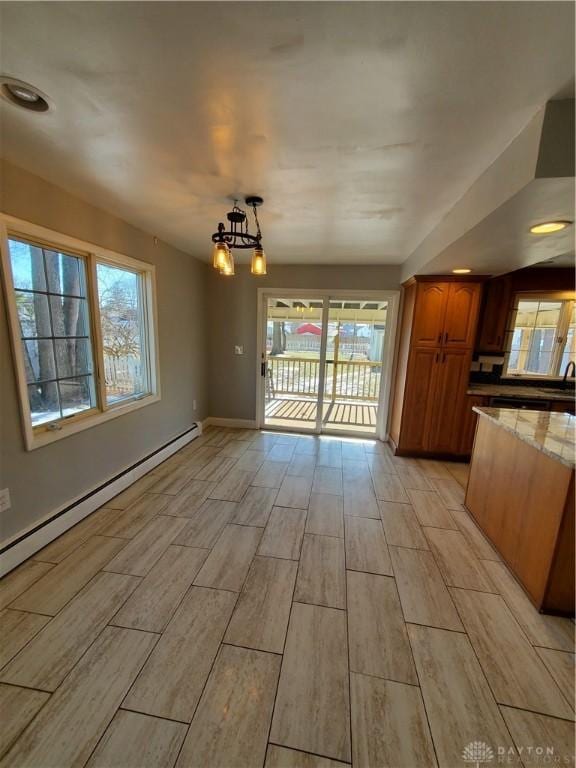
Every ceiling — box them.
[418,178,575,276]
[533,252,575,268]
[0,2,574,267]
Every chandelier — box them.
[211,196,267,276]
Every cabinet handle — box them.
[496,335,501,346]
[442,352,446,363]
[444,331,448,343]
[437,333,442,342]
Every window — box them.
[8,238,97,426]
[96,262,149,404]
[2,218,159,449]
[504,294,575,378]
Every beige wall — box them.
[206,263,402,421]
[0,158,402,543]
[0,160,208,541]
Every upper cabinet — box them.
[476,276,512,353]
[411,282,449,347]
[443,283,483,348]
[411,280,481,350]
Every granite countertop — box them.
[468,382,576,402]
[473,407,575,468]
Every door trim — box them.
[256,288,400,439]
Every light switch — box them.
[234,345,244,355]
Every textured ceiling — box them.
[0,2,574,265]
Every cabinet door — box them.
[443,283,482,348]
[550,401,576,415]
[459,395,488,456]
[411,283,449,347]
[399,347,439,452]
[427,349,472,453]
[477,277,511,352]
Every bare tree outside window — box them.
[96,263,148,403]
[5,228,159,447]
[8,238,95,425]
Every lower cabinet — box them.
[398,348,438,453]
[550,400,576,415]
[459,395,488,455]
[398,347,472,455]
[427,349,472,453]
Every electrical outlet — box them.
[0,488,11,514]
[193,399,197,410]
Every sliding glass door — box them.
[259,292,395,437]
[322,298,387,433]
[263,296,326,432]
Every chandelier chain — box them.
[253,204,262,241]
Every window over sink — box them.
[504,293,575,378]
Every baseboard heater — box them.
[0,422,202,577]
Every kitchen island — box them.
[466,407,575,615]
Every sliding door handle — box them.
[261,362,266,377]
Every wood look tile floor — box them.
[1,426,574,768]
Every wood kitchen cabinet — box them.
[400,348,473,454]
[411,283,449,347]
[476,276,511,352]
[400,348,439,452]
[427,349,473,453]
[390,276,484,457]
[459,394,489,455]
[443,283,482,348]
[467,410,574,614]
[411,281,481,349]
[550,400,576,415]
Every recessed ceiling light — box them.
[452,268,471,274]
[0,76,50,112]
[529,221,571,235]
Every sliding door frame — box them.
[255,288,399,440]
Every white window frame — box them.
[503,291,575,380]
[0,215,161,450]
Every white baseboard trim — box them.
[0,423,202,577]
[203,417,258,429]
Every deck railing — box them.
[266,356,381,401]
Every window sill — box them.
[27,393,161,451]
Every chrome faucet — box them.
[562,360,576,388]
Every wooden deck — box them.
[265,396,378,433]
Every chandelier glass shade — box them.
[211,196,267,276]
[221,251,235,275]
[251,245,267,275]
[212,241,230,271]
